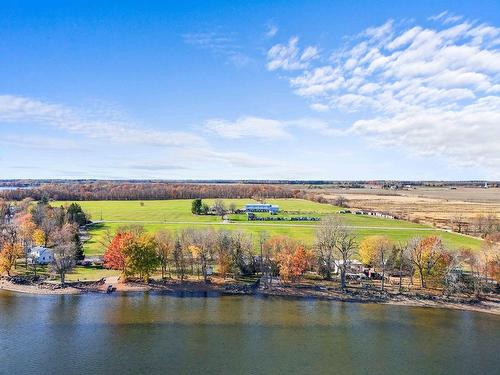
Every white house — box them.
[333,259,364,274]
[29,246,54,265]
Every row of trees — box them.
[103,225,314,284]
[1,183,297,201]
[104,226,258,282]
[450,213,500,238]
[103,217,499,295]
[0,199,88,283]
[355,233,499,294]
[191,198,238,217]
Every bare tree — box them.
[51,243,76,284]
[51,225,77,284]
[334,223,357,291]
[314,216,340,280]
[155,230,174,279]
[392,238,419,291]
[212,199,227,219]
[334,195,348,208]
[315,216,357,290]
[450,214,466,233]
[230,231,254,276]
[184,229,215,283]
[173,237,187,281]
[214,231,233,278]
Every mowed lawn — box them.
[52,199,483,256]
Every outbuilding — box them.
[245,203,279,214]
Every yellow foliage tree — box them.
[32,229,46,246]
[358,236,389,265]
[0,243,23,276]
[358,235,393,290]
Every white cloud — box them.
[310,103,329,112]
[0,95,204,147]
[182,31,250,67]
[205,116,290,139]
[267,37,319,71]
[265,24,278,38]
[268,16,500,174]
[0,94,289,173]
[205,115,342,139]
[0,134,86,151]
[428,11,463,25]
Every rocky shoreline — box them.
[1,276,498,316]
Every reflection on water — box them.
[0,291,499,375]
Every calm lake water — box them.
[0,291,499,375]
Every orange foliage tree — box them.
[275,237,311,283]
[0,243,23,276]
[409,236,445,288]
[103,232,134,276]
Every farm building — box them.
[28,246,54,265]
[245,203,279,214]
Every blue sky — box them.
[1,0,499,180]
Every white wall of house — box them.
[29,246,54,265]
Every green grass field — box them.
[53,198,483,256]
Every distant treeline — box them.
[0,182,299,201]
[1,179,498,188]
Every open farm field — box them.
[305,187,500,230]
[53,199,483,256]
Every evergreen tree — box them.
[73,232,85,261]
[191,198,203,215]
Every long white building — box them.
[244,203,279,214]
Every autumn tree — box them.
[290,245,311,282]
[15,213,37,268]
[359,235,393,290]
[32,229,46,246]
[155,230,174,279]
[103,232,134,276]
[262,236,286,287]
[275,238,310,283]
[31,203,67,247]
[214,230,233,279]
[478,234,500,285]
[391,238,418,292]
[124,233,159,282]
[186,229,214,283]
[409,236,445,288]
[0,243,23,276]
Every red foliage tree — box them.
[275,237,311,283]
[103,232,133,274]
